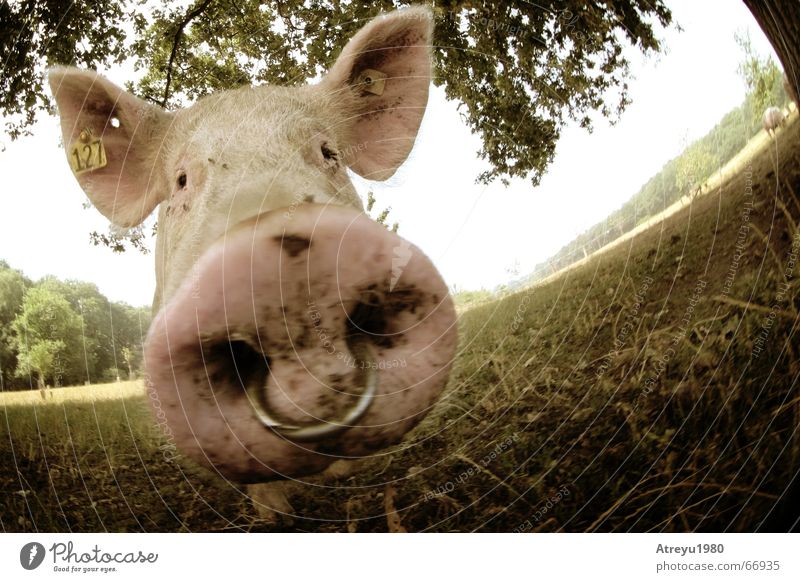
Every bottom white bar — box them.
[1,533,796,581]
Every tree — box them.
[675,143,715,198]
[109,302,150,380]
[121,347,134,380]
[4,0,672,189]
[0,0,131,139]
[743,0,800,106]
[11,286,85,387]
[735,29,786,127]
[39,277,111,382]
[0,262,31,389]
[16,339,64,390]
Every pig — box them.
[763,106,785,137]
[48,7,457,524]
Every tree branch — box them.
[161,0,215,107]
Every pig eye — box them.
[321,143,339,162]
[177,172,187,189]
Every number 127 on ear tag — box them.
[69,128,108,175]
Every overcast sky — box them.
[0,1,779,307]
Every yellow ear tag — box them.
[356,69,387,96]
[69,128,108,175]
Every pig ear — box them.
[48,67,172,227]
[321,7,433,181]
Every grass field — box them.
[2,116,799,532]
[0,381,144,407]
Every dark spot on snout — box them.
[275,234,311,257]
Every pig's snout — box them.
[144,204,457,482]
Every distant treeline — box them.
[522,68,789,286]
[0,260,150,390]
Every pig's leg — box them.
[247,482,298,525]
[247,459,366,525]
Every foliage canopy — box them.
[3,0,672,187]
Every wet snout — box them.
[144,204,457,482]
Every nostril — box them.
[346,285,432,352]
[203,336,269,391]
[346,293,394,349]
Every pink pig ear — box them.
[48,67,172,227]
[321,7,433,181]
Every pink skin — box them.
[145,205,457,481]
[48,7,458,484]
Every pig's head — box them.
[48,7,457,482]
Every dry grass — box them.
[0,381,144,407]
[2,116,799,532]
